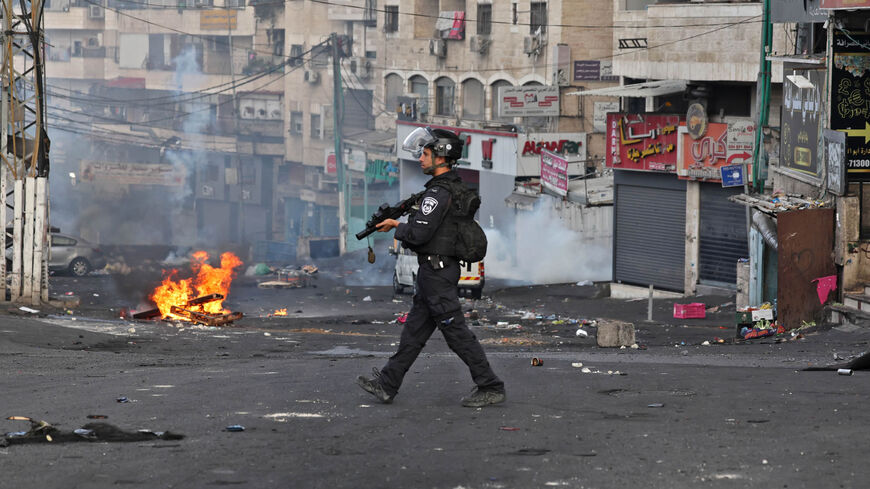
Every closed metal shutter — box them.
[614,171,686,292]
[699,184,748,286]
[343,89,374,130]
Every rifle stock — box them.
[355,191,424,240]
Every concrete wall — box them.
[611,1,788,84]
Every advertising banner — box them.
[499,86,560,117]
[80,161,185,186]
[605,113,680,173]
[540,149,568,197]
[678,121,756,182]
[780,67,825,183]
[832,32,870,181]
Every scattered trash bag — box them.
[2,417,183,447]
[804,351,870,372]
[254,263,272,275]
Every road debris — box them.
[2,416,183,447]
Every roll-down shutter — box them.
[613,172,686,292]
[699,184,748,286]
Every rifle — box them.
[355,190,425,240]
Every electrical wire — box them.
[102,0,763,30]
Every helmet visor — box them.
[401,127,436,159]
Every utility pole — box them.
[1,0,50,305]
[331,32,347,255]
[227,3,244,249]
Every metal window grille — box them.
[476,3,491,36]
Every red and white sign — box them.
[325,151,337,175]
[820,0,870,8]
[678,122,755,182]
[606,113,680,173]
[540,149,568,197]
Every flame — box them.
[149,251,243,320]
[273,308,288,316]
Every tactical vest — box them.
[411,173,464,258]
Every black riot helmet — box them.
[402,126,464,162]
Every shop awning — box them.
[504,191,538,211]
[566,80,688,98]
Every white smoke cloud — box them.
[484,195,612,285]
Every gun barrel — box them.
[355,227,377,240]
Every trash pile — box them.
[736,303,781,340]
[2,416,183,447]
[257,264,319,289]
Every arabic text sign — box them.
[720,164,745,188]
[200,10,237,30]
[679,122,756,182]
[832,32,870,181]
[605,113,680,173]
[80,161,186,186]
[499,86,560,117]
[540,149,568,197]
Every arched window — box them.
[491,80,513,122]
[461,78,484,120]
[384,73,403,113]
[523,81,548,129]
[409,75,429,115]
[434,77,455,116]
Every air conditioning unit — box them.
[469,36,490,55]
[193,0,211,7]
[428,39,446,58]
[304,70,321,84]
[88,4,104,19]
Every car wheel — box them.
[393,272,404,295]
[69,257,91,277]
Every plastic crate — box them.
[674,303,706,319]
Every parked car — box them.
[49,233,107,276]
[390,239,485,299]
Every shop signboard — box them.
[824,129,847,195]
[540,149,568,197]
[780,67,825,183]
[499,86,560,117]
[821,0,870,8]
[516,132,586,177]
[679,121,756,182]
[605,113,680,173]
[80,161,186,186]
[832,32,870,181]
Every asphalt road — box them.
[1,270,869,488]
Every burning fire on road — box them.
[135,251,245,326]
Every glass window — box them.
[290,111,303,135]
[530,1,547,35]
[461,78,484,120]
[289,44,304,67]
[491,80,512,122]
[476,3,491,36]
[384,5,399,33]
[410,75,429,115]
[310,113,321,139]
[384,73,404,113]
[435,77,455,116]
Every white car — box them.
[390,240,485,299]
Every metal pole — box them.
[332,33,347,255]
[647,284,654,322]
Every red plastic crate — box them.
[673,303,706,319]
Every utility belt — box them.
[417,254,453,270]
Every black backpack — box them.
[434,180,488,263]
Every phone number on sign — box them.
[849,160,870,168]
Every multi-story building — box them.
[372,0,618,279]
[588,0,790,296]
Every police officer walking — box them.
[356,127,505,408]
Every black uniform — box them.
[376,170,504,397]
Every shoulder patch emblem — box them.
[421,196,438,215]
